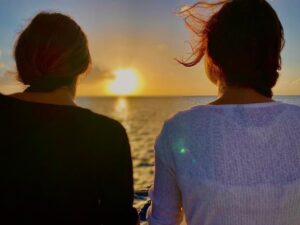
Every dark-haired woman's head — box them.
[15,12,91,92]
[179,0,285,97]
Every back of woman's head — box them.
[15,12,91,92]
[179,0,285,97]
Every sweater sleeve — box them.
[98,124,139,225]
[147,121,183,225]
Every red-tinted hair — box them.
[15,12,91,92]
[178,0,285,97]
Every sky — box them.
[0,0,299,96]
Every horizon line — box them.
[76,94,300,98]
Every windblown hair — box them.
[15,12,91,92]
[178,0,285,97]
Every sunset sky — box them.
[0,0,299,96]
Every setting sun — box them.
[108,69,141,96]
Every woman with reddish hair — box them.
[148,0,300,224]
[0,12,138,224]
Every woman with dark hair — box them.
[0,12,138,224]
[148,0,300,224]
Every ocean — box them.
[76,96,300,212]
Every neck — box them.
[10,86,77,106]
[210,85,273,105]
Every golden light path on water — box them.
[113,97,187,224]
[116,98,127,111]
[114,97,129,125]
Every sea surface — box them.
[76,96,300,213]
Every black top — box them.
[0,94,138,224]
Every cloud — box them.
[0,49,2,57]
[0,65,117,95]
[76,65,117,96]
[0,70,25,94]
[79,65,114,84]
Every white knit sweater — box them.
[148,101,300,225]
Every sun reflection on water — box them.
[114,97,129,123]
[116,98,127,111]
